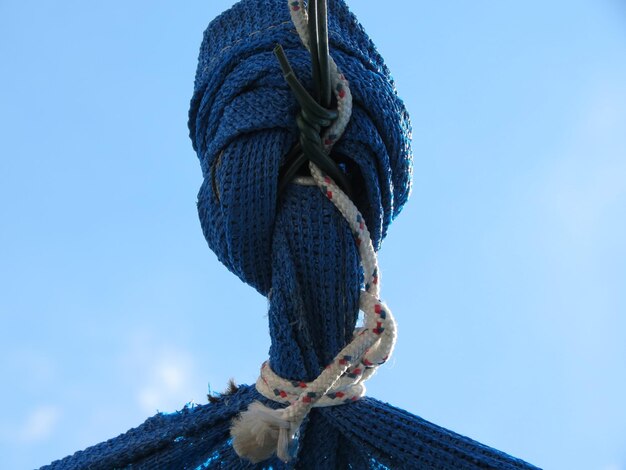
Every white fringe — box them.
[230,401,297,463]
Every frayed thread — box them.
[231,401,300,463]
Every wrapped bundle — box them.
[42,1,539,468]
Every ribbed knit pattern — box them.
[189,0,412,295]
[41,1,539,468]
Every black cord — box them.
[315,0,332,108]
[276,0,352,199]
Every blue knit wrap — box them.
[189,0,412,295]
[41,1,540,468]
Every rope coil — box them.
[230,0,398,463]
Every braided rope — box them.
[230,1,397,463]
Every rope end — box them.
[231,401,299,463]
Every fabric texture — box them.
[41,385,537,469]
[41,0,539,468]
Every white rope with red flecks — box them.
[230,1,398,463]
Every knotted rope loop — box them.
[232,160,398,465]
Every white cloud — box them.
[19,405,61,443]
[121,333,203,414]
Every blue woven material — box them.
[42,1,539,468]
[41,385,537,469]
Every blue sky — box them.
[1,1,625,469]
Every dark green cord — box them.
[275,0,352,199]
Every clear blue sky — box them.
[1,1,625,469]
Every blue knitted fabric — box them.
[42,1,539,468]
